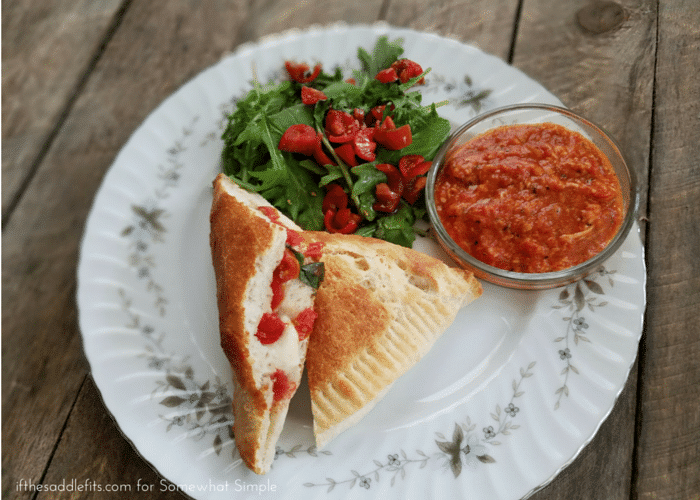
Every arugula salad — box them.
[221,37,451,248]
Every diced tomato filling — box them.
[271,369,296,402]
[258,205,279,222]
[293,307,317,341]
[255,312,286,345]
[305,241,325,260]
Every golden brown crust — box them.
[210,175,275,404]
[300,230,482,447]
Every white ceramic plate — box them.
[78,23,646,500]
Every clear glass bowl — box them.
[425,104,639,290]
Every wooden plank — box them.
[383,0,521,60]
[635,0,700,498]
[509,0,657,498]
[1,0,125,218]
[1,0,389,495]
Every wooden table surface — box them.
[2,0,698,499]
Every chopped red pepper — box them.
[279,124,317,155]
[403,176,427,205]
[301,86,327,105]
[293,307,317,341]
[271,369,296,402]
[375,67,398,83]
[374,117,412,150]
[322,184,348,214]
[373,183,402,213]
[285,61,322,83]
[353,127,377,162]
[398,154,431,180]
[325,109,360,143]
[334,143,358,167]
[324,208,361,234]
[391,59,425,84]
[256,312,286,345]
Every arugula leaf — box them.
[357,36,405,77]
[290,248,325,289]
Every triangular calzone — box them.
[300,231,482,449]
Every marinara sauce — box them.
[435,123,624,273]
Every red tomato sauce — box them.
[435,123,624,273]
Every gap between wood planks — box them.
[0,0,135,232]
[631,1,660,498]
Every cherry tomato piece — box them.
[279,124,317,155]
[403,176,427,205]
[375,163,404,195]
[285,61,322,83]
[271,369,296,402]
[373,183,401,213]
[256,312,286,345]
[325,109,359,143]
[353,127,377,162]
[293,307,317,341]
[301,86,327,105]
[391,59,425,84]
[322,184,348,214]
[375,67,398,83]
[398,154,431,180]
[313,133,336,167]
[334,143,358,167]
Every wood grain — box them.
[509,0,657,498]
[1,0,125,218]
[383,0,521,60]
[635,0,700,498]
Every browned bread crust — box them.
[301,231,482,448]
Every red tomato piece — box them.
[365,105,386,126]
[271,369,296,402]
[334,143,358,167]
[278,124,317,155]
[375,67,398,83]
[398,154,431,180]
[313,133,336,167]
[256,312,286,345]
[286,229,303,247]
[324,208,361,234]
[293,307,317,341]
[304,241,325,260]
[403,176,427,205]
[373,183,401,213]
[258,205,279,222]
[375,163,404,196]
[374,117,412,150]
[353,127,377,162]
[325,109,360,143]
[301,86,327,105]
[274,248,300,283]
[322,184,348,214]
[270,279,284,310]
[284,61,322,83]
[391,59,425,84]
